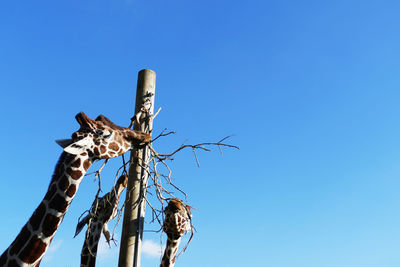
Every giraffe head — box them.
[165,199,192,215]
[163,198,192,238]
[116,174,128,188]
[57,112,151,160]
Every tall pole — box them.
[119,69,156,267]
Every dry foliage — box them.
[79,107,239,259]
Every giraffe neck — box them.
[107,182,125,220]
[160,237,182,267]
[80,220,102,267]
[0,152,92,266]
[80,182,125,267]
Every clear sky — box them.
[1,0,400,266]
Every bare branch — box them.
[152,128,176,143]
[153,107,162,120]
[192,148,200,167]
[84,119,238,263]
[150,136,239,161]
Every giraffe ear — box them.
[55,139,73,148]
[74,214,90,238]
[63,137,92,155]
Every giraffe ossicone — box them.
[161,198,192,267]
[0,112,150,267]
[75,174,128,267]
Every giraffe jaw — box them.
[55,136,95,155]
[62,136,94,155]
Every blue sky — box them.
[1,0,400,266]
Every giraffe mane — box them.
[95,115,126,131]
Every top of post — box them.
[139,69,156,75]
[136,69,156,95]
[134,69,156,132]
[138,69,156,87]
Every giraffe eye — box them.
[103,130,112,139]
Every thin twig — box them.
[152,129,176,143]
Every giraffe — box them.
[160,198,192,267]
[74,174,128,267]
[0,112,151,267]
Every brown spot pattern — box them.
[48,194,68,213]
[71,158,81,168]
[70,169,82,180]
[9,225,30,255]
[44,183,57,201]
[109,142,119,151]
[29,202,46,231]
[42,214,61,237]
[66,184,77,198]
[58,175,70,191]
[100,145,106,154]
[19,236,46,264]
[83,159,91,171]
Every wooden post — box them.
[119,69,156,267]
